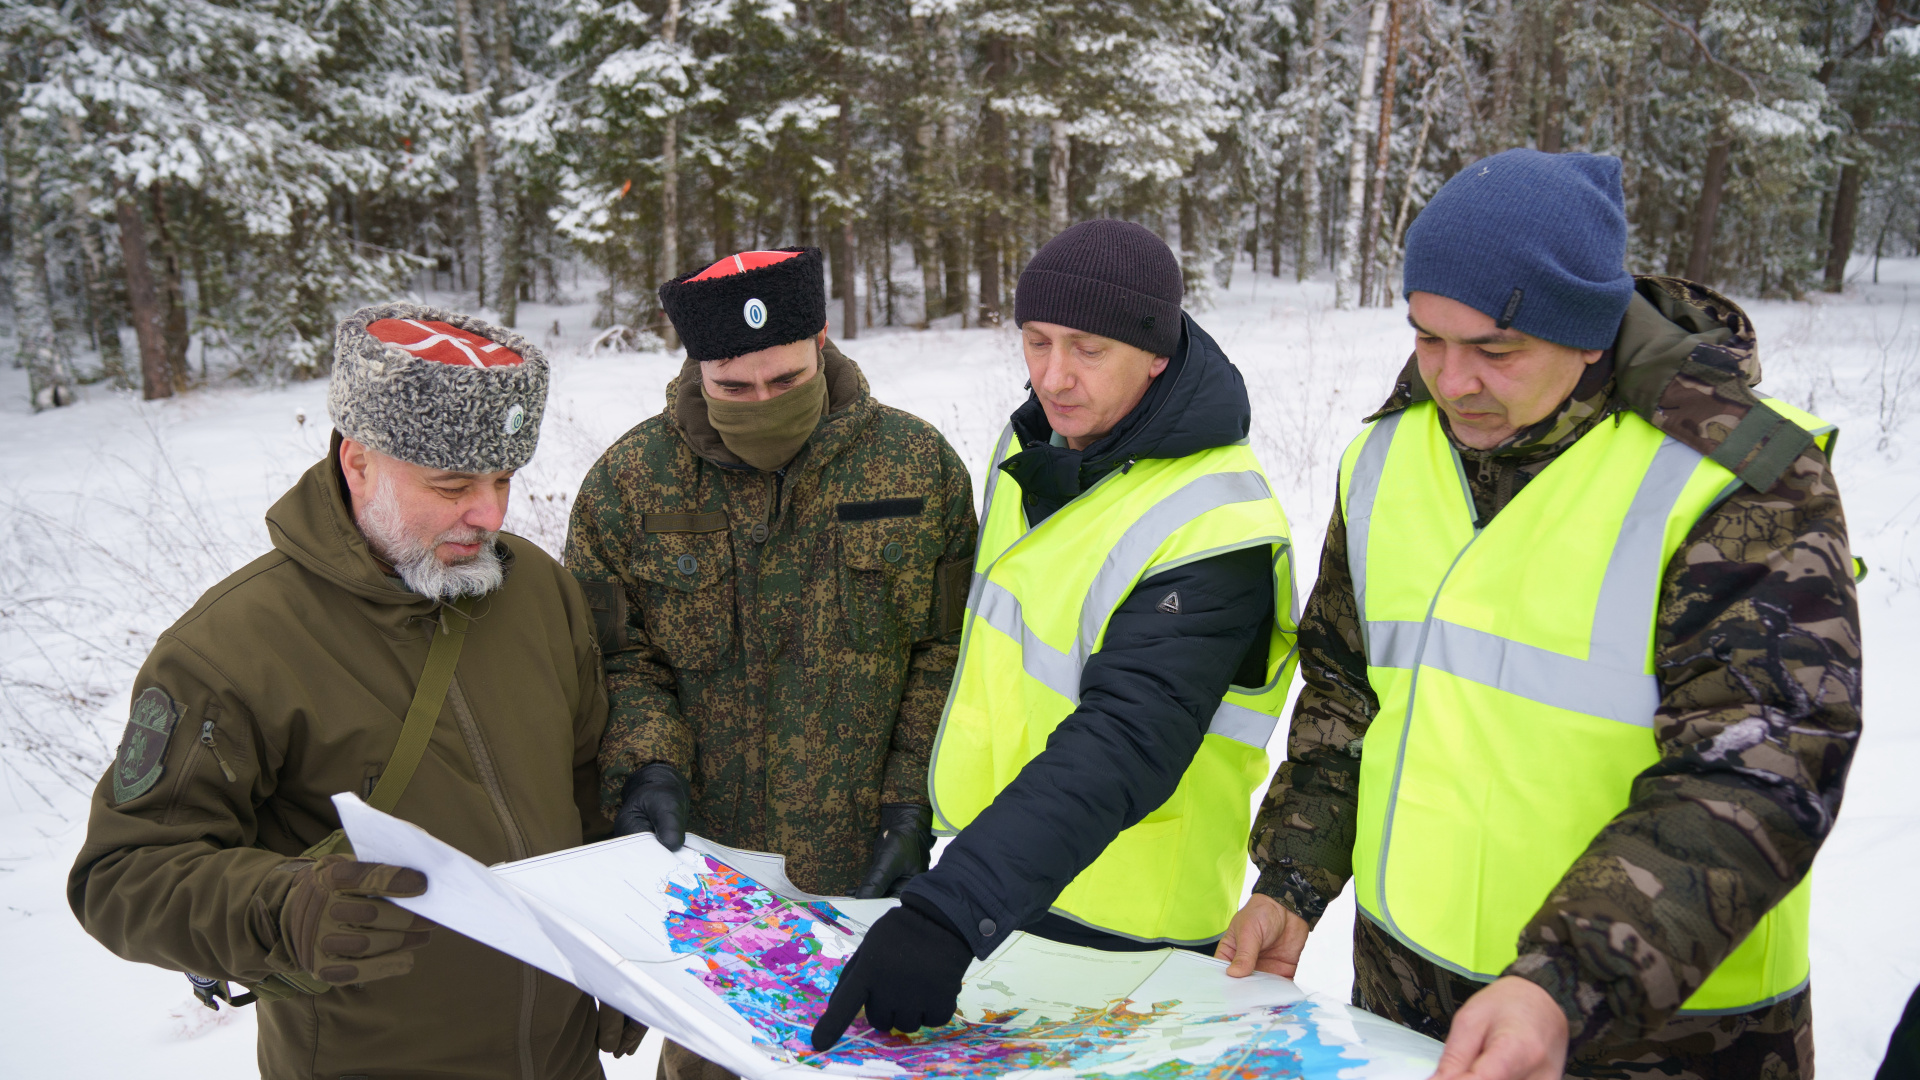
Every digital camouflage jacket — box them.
[1250,278,1859,1069]
[565,345,976,896]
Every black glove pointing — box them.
[614,762,690,849]
[810,898,975,1052]
[853,804,934,900]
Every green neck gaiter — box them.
[701,369,830,471]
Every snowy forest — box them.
[2,0,1917,409]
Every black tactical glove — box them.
[853,804,934,899]
[615,762,690,849]
[810,898,974,1051]
[280,855,433,985]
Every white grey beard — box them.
[358,473,505,601]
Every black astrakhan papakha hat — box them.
[657,248,829,361]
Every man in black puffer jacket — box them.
[813,219,1297,1049]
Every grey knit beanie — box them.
[328,302,549,474]
[1015,220,1184,356]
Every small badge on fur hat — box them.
[743,298,768,329]
[503,402,527,435]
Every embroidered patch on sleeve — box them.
[112,687,182,805]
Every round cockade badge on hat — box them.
[658,248,827,362]
[368,318,526,368]
[503,402,527,435]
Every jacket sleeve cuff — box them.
[897,871,1017,961]
[1504,945,1601,1048]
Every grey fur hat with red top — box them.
[328,302,548,474]
[657,248,828,361]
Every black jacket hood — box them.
[1000,314,1252,524]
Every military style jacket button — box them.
[676,554,699,576]
[882,541,904,564]
[750,523,770,544]
[978,918,997,937]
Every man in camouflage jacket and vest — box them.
[69,306,641,1078]
[564,249,976,1080]
[1218,152,1859,1079]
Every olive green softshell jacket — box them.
[566,347,977,895]
[67,455,611,1080]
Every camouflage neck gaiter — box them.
[700,367,829,472]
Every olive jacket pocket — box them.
[632,529,737,670]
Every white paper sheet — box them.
[337,793,1442,1079]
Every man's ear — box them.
[339,437,373,506]
[815,326,829,349]
[1149,355,1171,378]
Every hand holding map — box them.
[335,793,1443,1079]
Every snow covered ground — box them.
[1,260,1915,1076]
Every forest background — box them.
[0,0,1917,407]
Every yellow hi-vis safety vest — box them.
[929,427,1300,945]
[1340,398,1834,1014]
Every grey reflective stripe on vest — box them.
[1074,470,1276,662]
[1207,701,1279,747]
[1347,413,1705,728]
[966,467,1280,747]
[1345,411,1402,658]
[974,577,1080,700]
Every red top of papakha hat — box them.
[368,318,524,367]
[687,250,803,282]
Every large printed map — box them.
[336,794,1442,1080]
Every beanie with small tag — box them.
[1014,220,1184,357]
[328,302,547,473]
[1403,149,1634,350]
[658,248,828,362]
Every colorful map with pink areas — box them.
[653,856,1434,1079]
[662,855,856,1053]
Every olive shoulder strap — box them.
[365,596,476,812]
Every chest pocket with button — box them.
[836,500,941,653]
[632,513,737,670]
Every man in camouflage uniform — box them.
[564,248,975,1080]
[1219,151,1858,1079]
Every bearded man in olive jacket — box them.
[70,305,640,1079]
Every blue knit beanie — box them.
[1403,149,1633,350]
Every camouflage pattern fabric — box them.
[1350,917,1812,1079]
[565,344,976,896]
[1250,278,1860,1061]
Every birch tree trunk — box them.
[1335,0,1390,310]
[5,119,76,410]
[455,0,502,314]
[491,0,520,325]
[1359,0,1400,307]
[1296,0,1325,282]
[1048,119,1071,237]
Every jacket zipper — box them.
[199,720,238,782]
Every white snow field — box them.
[1,260,1915,1077]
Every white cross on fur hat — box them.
[328,303,549,473]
